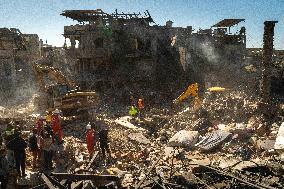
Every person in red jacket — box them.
[137,98,144,118]
[85,123,94,157]
[51,109,63,144]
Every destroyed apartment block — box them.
[0,28,41,104]
[61,10,247,102]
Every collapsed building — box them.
[61,9,247,103]
[0,28,41,104]
[0,8,283,189]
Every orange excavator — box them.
[32,63,99,116]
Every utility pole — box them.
[260,21,278,103]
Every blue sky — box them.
[0,0,283,49]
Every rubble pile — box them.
[1,89,283,188]
[86,90,284,188]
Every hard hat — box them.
[86,123,91,130]
[39,115,45,120]
[53,109,60,114]
[138,98,143,101]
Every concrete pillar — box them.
[70,36,76,49]
[260,21,278,103]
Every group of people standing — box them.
[0,121,27,189]
[0,109,63,189]
[129,96,144,118]
[28,109,63,172]
[85,119,112,164]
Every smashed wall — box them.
[0,28,41,105]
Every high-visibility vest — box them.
[129,106,138,116]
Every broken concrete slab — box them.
[114,116,145,131]
[218,158,240,169]
[256,139,275,151]
[128,132,150,144]
[274,122,284,150]
[195,130,232,151]
[168,130,199,148]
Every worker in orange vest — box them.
[85,123,95,157]
[137,98,144,118]
[51,109,63,144]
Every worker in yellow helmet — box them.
[45,111,52,124]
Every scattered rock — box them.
[274,122,284,150]
[128,132,150,144]
[168,130,199,148]
[195,130,232,151]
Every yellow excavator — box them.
[174,83,226,108]
[32,63,99,116]
[173,83,201,108]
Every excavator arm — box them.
[32,63,77,91]
[174,83,199,103]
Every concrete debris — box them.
[196,130,232,151]
[114,116,145,131]
[256,139,276,151]
[274,122,284,150]
[168,130,199,148]
[128,132,150,145]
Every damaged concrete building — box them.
[61,9,247,102]
[0,28,41,104]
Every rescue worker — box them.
[45,111,52,124]
[43,120,53,137]
[129,105,138,117]
[97,120,111,163]
[6,131,27,177]
[37,131,44,170]
[51,109,63,145]
[137,98,144,118]
[0,148,8,189]
[42,134,54,172]
[85,123,95,157]
[3,123,15,142]
[129,94,135,106]
[28,128,38,168]
[3,123,15,168]
[35,116,45,136]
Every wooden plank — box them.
[41,174,57,189]
[45,174,67,189]
[86,151,99,170]
[135,154,163,189]
[51,173,119,185]
[199,165,276,189]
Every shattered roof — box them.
[61,9,153,23]
[61,9,109,22]
[212,19,245,27]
